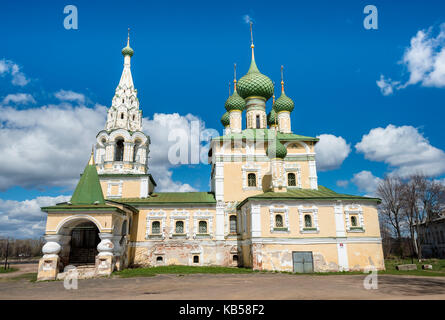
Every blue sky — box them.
[1,0,445,237]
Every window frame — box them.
[298,205,319,233]
[247,173,257,187]
[151,221,161,234]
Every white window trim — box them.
[345,204,365,232]
[298,205,319,234]
[224,201,238,235]
[107,180,123,198]
[193,210,213,238]
[145,210,167,239]
[189,248,202,266]
[170,209,190,238]
[269,205,290,233]
[284,164,302,188]
[242,163,262,190]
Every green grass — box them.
[379,258,445,277]
[0,267,18,274]
[114,265,260,278]
[113,259,445,278]
[10,273,37,282]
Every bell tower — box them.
[95,29,156,198]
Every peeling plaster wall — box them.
[347,243,385,271]
[130,241,239,267]
[251,243,340,272]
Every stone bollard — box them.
[95,233,115,276]
[37,235,62,281]
[395,264,417,271]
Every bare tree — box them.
[403,174,445,259]
[376,176,406,257]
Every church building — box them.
[37,28,385,281]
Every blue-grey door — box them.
[292,251,313,273]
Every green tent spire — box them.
[70,150,105,205]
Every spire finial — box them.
[89,146,95,165]
[250,22,255,60]
[233,63,237,91]
[127,28,130,47]
[281,65,285,93]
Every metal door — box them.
[292,251,313,273]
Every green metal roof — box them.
[115,192,216,206]
[237,186,380,209]
[41,204,125,213]
[70,159,105,205]
[212,128,319,142]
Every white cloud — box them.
[378,23,445,95]
[351,170,382,195]
[336,180,349,188]
[0,59,30,86]
[376,75,399,96]
[356,124,445,177]
[0,103,107,190]
[0,195,70,238]
[143,113,216,192]
[315,134,351,171]
[54,90,85,103]
[2,93,36,105]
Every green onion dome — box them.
[224,90,246,112]
[221,112,230,127]
[273,91,294,113]
[122,45,134,57]
[237,51,274,101]
[267,138,287,159]
[267,109,278,126]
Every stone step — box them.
[57,265,97,280]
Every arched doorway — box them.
[68,221,100,265]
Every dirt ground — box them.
[1,263,445,300]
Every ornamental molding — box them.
[107,180,123,198]
[344,204,365,232]
[192,210,214,239]
[145,210,167,239]
[284,163,302,188]
[298,205,319,234]
[242,163,262,190]
[269,205,290,234]
[169,209,190,239]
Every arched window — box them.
[193,255,199,263]
[256,115,260,128]
[152,221,160,234]
[350,216,358,227]
[121,113,124,119]
[115,139,124,161]
[175,221,184,234]
[304,214,312,228]
[248,173,256,187]
[199,221,208,234]
[275,214,283,228]
[233,255,238,262]
[229,215,237,234]
[133,140,141,162]
[156,256,163,263]
[288,173,296,186]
